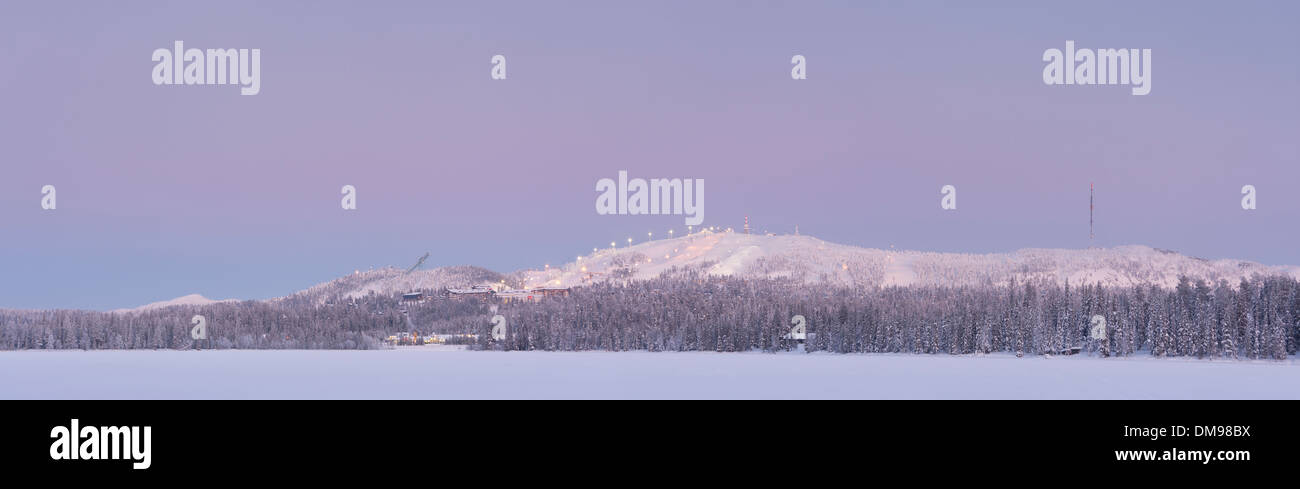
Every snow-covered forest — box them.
[1,271,1296,360]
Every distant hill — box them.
[274,265,508,306]
[514,231,1300,290]
[112,294,236,313]
[114,232,1300,311]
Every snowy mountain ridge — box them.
[513,231,1300,291]
[119,232,1300,310]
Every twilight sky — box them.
[1,1,1296,310]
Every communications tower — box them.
[1090,183,1095,247]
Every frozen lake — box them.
[1,349,1296,399]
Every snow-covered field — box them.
[1,349,1296,399]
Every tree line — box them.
[2,272,1296,360]
[479,272,1298,359]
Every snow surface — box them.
[2,350,1295,399]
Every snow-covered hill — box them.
[514,231,1300,290]
[113,294,236,313]
[277,265,507,305]
[112,232,1300,311]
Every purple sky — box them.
[1,1,1296,310]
